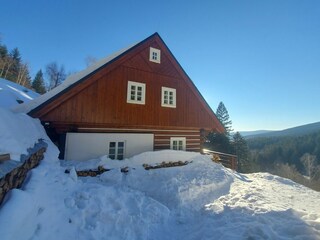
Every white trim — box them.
[149,47,161,63]
[170,137,186,151]
[161,87,176,108]
[127,81,146,105]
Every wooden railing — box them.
[202,149,238,171]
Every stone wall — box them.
[0,141,47,205]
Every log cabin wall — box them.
[30,33,223,156]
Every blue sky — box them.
[1,0,319,131]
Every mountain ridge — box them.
[241,121,320,139]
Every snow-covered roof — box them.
[13,43,136,114]
[0,78,39,110]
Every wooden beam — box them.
[0,154,10,161]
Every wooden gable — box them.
[29,33,224,134]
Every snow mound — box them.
[0,78,39,110]
[0,107,52,160]
[0,106,319,239]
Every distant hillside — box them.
[244,122,320,139]
[239,130,273,137]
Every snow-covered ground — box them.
[0,81,320,240]
[0,78,39,110]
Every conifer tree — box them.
[216,102,233,136]
[32,70,46,94]
[232,132,249,172]
[9,48,21,81]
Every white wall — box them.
[65,133,154,161]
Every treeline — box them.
[247,131,320,191]
[0,40,66,94]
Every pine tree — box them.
[206,132,233,154]
[9,48,21,82]
[232,132,249,172]
[32,70,46,94]
[216,102,233,136]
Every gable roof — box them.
[14,33,224,132]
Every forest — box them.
[206,102,320,191]
[247,131,320,191]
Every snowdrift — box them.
[0,102,319,239]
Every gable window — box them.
[127,81,146,104]
[149,47,161,64]
[109,141,125,160]
[170,137,186,151]
[161,87,176,108]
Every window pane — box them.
[131,85,136,91]
[109,149,115,155]
[118,154,124,160]
[118,142,124,148]
[109,142,116,148]
[109,154,115,160]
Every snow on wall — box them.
[0,107,52,161]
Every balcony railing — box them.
[202,149,238,171]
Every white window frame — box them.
[127,81,146,105]
[161,87,176,108]
[108,141,125,160]
[170,137,186,151]
[149,47,161,64]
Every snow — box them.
[13,44,135,114]
[0,107,50,161]
[0,78,39,110]
[0,96,320,239]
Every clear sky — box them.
[1,0,319,131]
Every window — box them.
[149,47,161,63]
[170,137,186,151]
[108,141,125,160]
[161,87,176,108]
[127,81,146,104]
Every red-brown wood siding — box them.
[31,34,224,136]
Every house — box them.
[19,33,224,160]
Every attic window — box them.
[149,47,161,64]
